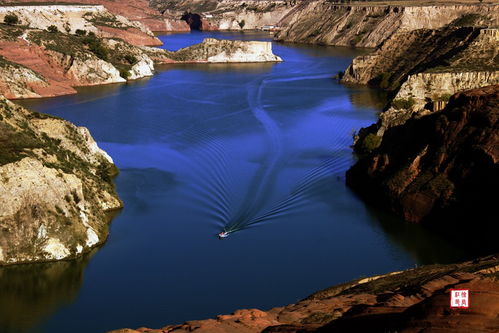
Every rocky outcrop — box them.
[109,254,499,333]
[158,38,283,63]
[141,38,282,64]
[342,27,498,88]
[0,96,122,265]
[377,71,499,134]
[0,3,161,46]
[0,30,131,98]
[346,85,498,237]
[275,2,498,47]
[343,27,498,135]
[0,56,51,99]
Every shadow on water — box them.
[0,253,94,333]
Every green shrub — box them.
[3,14,19,25]
[124,54,137,65]
[119,69,130,79]
[75,29,87,36]
[435,93,452,102]
[360,133,382,153]
[81,35,108,60]
[47,25,58,33]
[392,97,415,110]
[238,20,245,29]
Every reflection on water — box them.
[0,254,92,333]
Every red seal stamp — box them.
[450,289,469,308]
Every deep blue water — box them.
[2,32,466,333]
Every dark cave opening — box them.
[181,12,203,30]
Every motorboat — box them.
[218,231,229,238]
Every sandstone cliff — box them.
[343,27,498,136]
[0,4,161,46]
[275,2,498,47]
[110,254,499,333]
[0,25,157,98]
[0,97,122,265]
[151,0,295,31]
[346,86,498,242]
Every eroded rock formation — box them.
[146,38,282,63]
[109,254,499,333]
[346,86,498,242]
[343,27,499,135]
[0,4,162,46]
[152,0,295,31]
[0,97,122,265]
[275,2,498,47]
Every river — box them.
[2,32,467,333]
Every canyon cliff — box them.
[0,3,162,46]
[276,2,498,47]
[110,254,499,333]
[0,0,169,38]
[346,85,498,247]
[343,27,498,135]
[152,0,295,31]
[0,96,122,265]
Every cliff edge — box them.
[346,85,498,248]
[0,97,122,265]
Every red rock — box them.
[346,85,499,247]
[108,256,499,333]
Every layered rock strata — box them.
[343,27,498,136]
[0,96,122,265]
[151,0,295,31]
[275,2,498,47]
[109,254,499,333]
[0,4,161,46]
[0,23,280,98]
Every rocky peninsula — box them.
[0,96,122,264]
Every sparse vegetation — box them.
[359,133,382,153]
[3,14,19,25]
[434,93,452,102]
[392,97,416,110]
[75,29,87,36]
[47,25,58,33]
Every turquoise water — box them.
[2,32,467,333]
